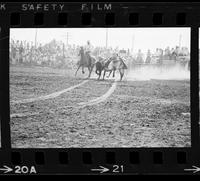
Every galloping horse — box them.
[95,56,108,80]
[75,47,96,78]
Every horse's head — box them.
[79,47,84,56]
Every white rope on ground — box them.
[78,80,118,107]
[10,80,89,104]
[10,79,118,118]
[10,112,40,118]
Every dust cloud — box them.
[125,63,190,81]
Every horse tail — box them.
[95,61,102,75]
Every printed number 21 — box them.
[112,165,124,173]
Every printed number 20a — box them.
[15,166,37,174]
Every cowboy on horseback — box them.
[75,41,96,78]
[85,40,92,65]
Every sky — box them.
[10,28,190,53]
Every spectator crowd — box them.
[10,39,190,69]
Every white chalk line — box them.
[10,80,89,105]
[78,80,118,107]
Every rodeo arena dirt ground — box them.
[9,63,191,148]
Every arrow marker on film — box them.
[0,166,13,174]
[91,166,109,173]
[184,166,200,174]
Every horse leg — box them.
[90,64,95,78]
[95,69,99,75]
[88,64,94,78]
[88,65,93,78]
[75,65,81,76]
[98,70,101,80]
[107,70,112,78]
[87,67,91,78]
[119,69,124,81]
[103,70,107,80]
[112,70,116,77]
[82,66,85,74]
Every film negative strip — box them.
[0,2,199,175]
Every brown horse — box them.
[95,56,109,80]
[75,47,96,78]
